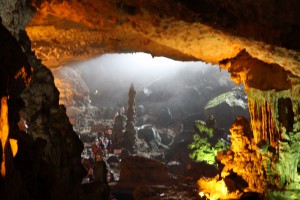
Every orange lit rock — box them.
[0,96,9,177]
[198,175,242,200]
[217,117,266,193]
[200,64,300,198]
[25,0,300,77]
[52,67,89,107]
[0,97,18,178]
[52,66,99,132]
[9,139,18,157]
[220,50,292,91]
[0,97,19,178]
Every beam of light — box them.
[70,52,216,93]
[0,96,9,177]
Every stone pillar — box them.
[125,83,137,153]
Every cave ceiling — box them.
[25,0,300,78]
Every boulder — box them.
[119,156,170,184]
[138,125,162,151]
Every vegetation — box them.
[189,121,230,165]
[194,121,213,138]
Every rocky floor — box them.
[80,148,214,200]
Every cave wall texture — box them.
[1,0,300,199]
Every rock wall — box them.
[247,85,300,193]
[19,30,86,200]
[199,50,300,199]
[0,21,31,200]
[0,0,34,38]
[52,67,99,133]
[26,0,300,78]
[216,117,266,194]
[0,2,98,199]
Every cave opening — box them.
[51,52,250,197]
[53,52,250,134]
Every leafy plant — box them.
[189,123,230,165]
[194,120,213,138]
[189,135,216,165]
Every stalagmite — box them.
[125,83,137,153]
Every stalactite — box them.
[200,51,300,199]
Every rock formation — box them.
[81,160,110,200]
[0,21,31,200]
[124,83,137,153]
[111,112,126,151]
[198,51,300,199]
[0,2,100,199]
[113,156,170,198]
[1,0,300,199]
[19,30,86,199]
[52,66,99,133]
[26,0,300,76]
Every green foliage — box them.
[189,135,216,165]
[195,121,213,138]
[214,139,230,152]
[189,123,230,165]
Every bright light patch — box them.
[0,97,9,177]
[121,52,183,71]
[198,176,242,200]
[70,52,217,93]
[199,191,204,197]
[0,97,19,177]
[111,52,210,74]
[9,139,18,157]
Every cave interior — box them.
[1,0,300,200]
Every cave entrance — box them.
[52,52,249,136]
[52,52,249,184]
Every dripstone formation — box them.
[1,0,300,199]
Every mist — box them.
[70,53,224,102]
[65,52,248,131]
[72,53,211,89]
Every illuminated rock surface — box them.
[199,53,300,199]
[0,0,300,199]
[52,66,99,133]
[25,0,300,77]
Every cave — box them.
[1,0,300,200]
